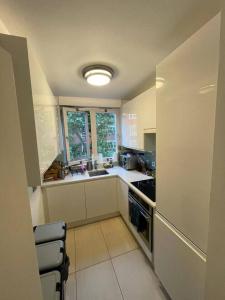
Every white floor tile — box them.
[112,249,168,300]
[66,229,76,273]
[100,217,138,257]
[77,261,123,300]
[74,222,110,271]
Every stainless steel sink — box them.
[88,169,109,177]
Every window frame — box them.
[95,110,118,160]
[62,106,120,164]
[63,107,91,163]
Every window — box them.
[64,109,91,161]
[96,112,117,158]
[63,107,118,163]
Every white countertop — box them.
[42,166,156,208]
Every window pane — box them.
[96,112,117,158]
[66,111,91,161]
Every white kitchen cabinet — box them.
[45,183,86,223]
[121,99,139,149]
[0,34,41,186]
[154,213,206,300]
[138,87,156,131]
[85,178,118,219]
[156,15,220,252]
[117,179,129,222]
[121,86,156,150]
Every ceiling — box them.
[0,0,223,99]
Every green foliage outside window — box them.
[67,111,90,161]
[96,113,117,158]
[66,110,117,162]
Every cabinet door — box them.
[154,213,206,300]
[156,16,220,252]
[121,100,139,149]
[135,87,156,150]
[121,87,156,150]
[117,179,129,222]
[140,87,156,131]
[46,183,86,223]
[85,178,118,219]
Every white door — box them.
[0,46,42,300]
[85,178,118,218]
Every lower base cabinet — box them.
[154,213,206,300]
[85,178,118,218]
[45,183,86,223]
[44,178,118,224]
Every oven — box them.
[128,188,153,252]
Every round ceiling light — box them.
[83,65,113,86]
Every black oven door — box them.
[128,192,153,252]
[138,209,153,252]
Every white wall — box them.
[205,8,225,299]
[59,96,121,108]
[0,17,59,225]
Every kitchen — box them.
[0,1,225,300]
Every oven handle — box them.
[129,193,151,220]
[139,210,151,221]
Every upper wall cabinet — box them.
[121,87,156,150]
[0,34,41,186]
[29,52,60,176]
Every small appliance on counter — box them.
[119,153,137,170]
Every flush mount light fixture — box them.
[82,65,114,86]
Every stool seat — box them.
[34,221,66,244]
[40,271,62,300]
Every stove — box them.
[131,179,156,202]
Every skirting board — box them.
[67,212,120,228]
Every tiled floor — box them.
[65,216,168,300]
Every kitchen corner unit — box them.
[42,167,155,261]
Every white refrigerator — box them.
[154,14,220,300]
